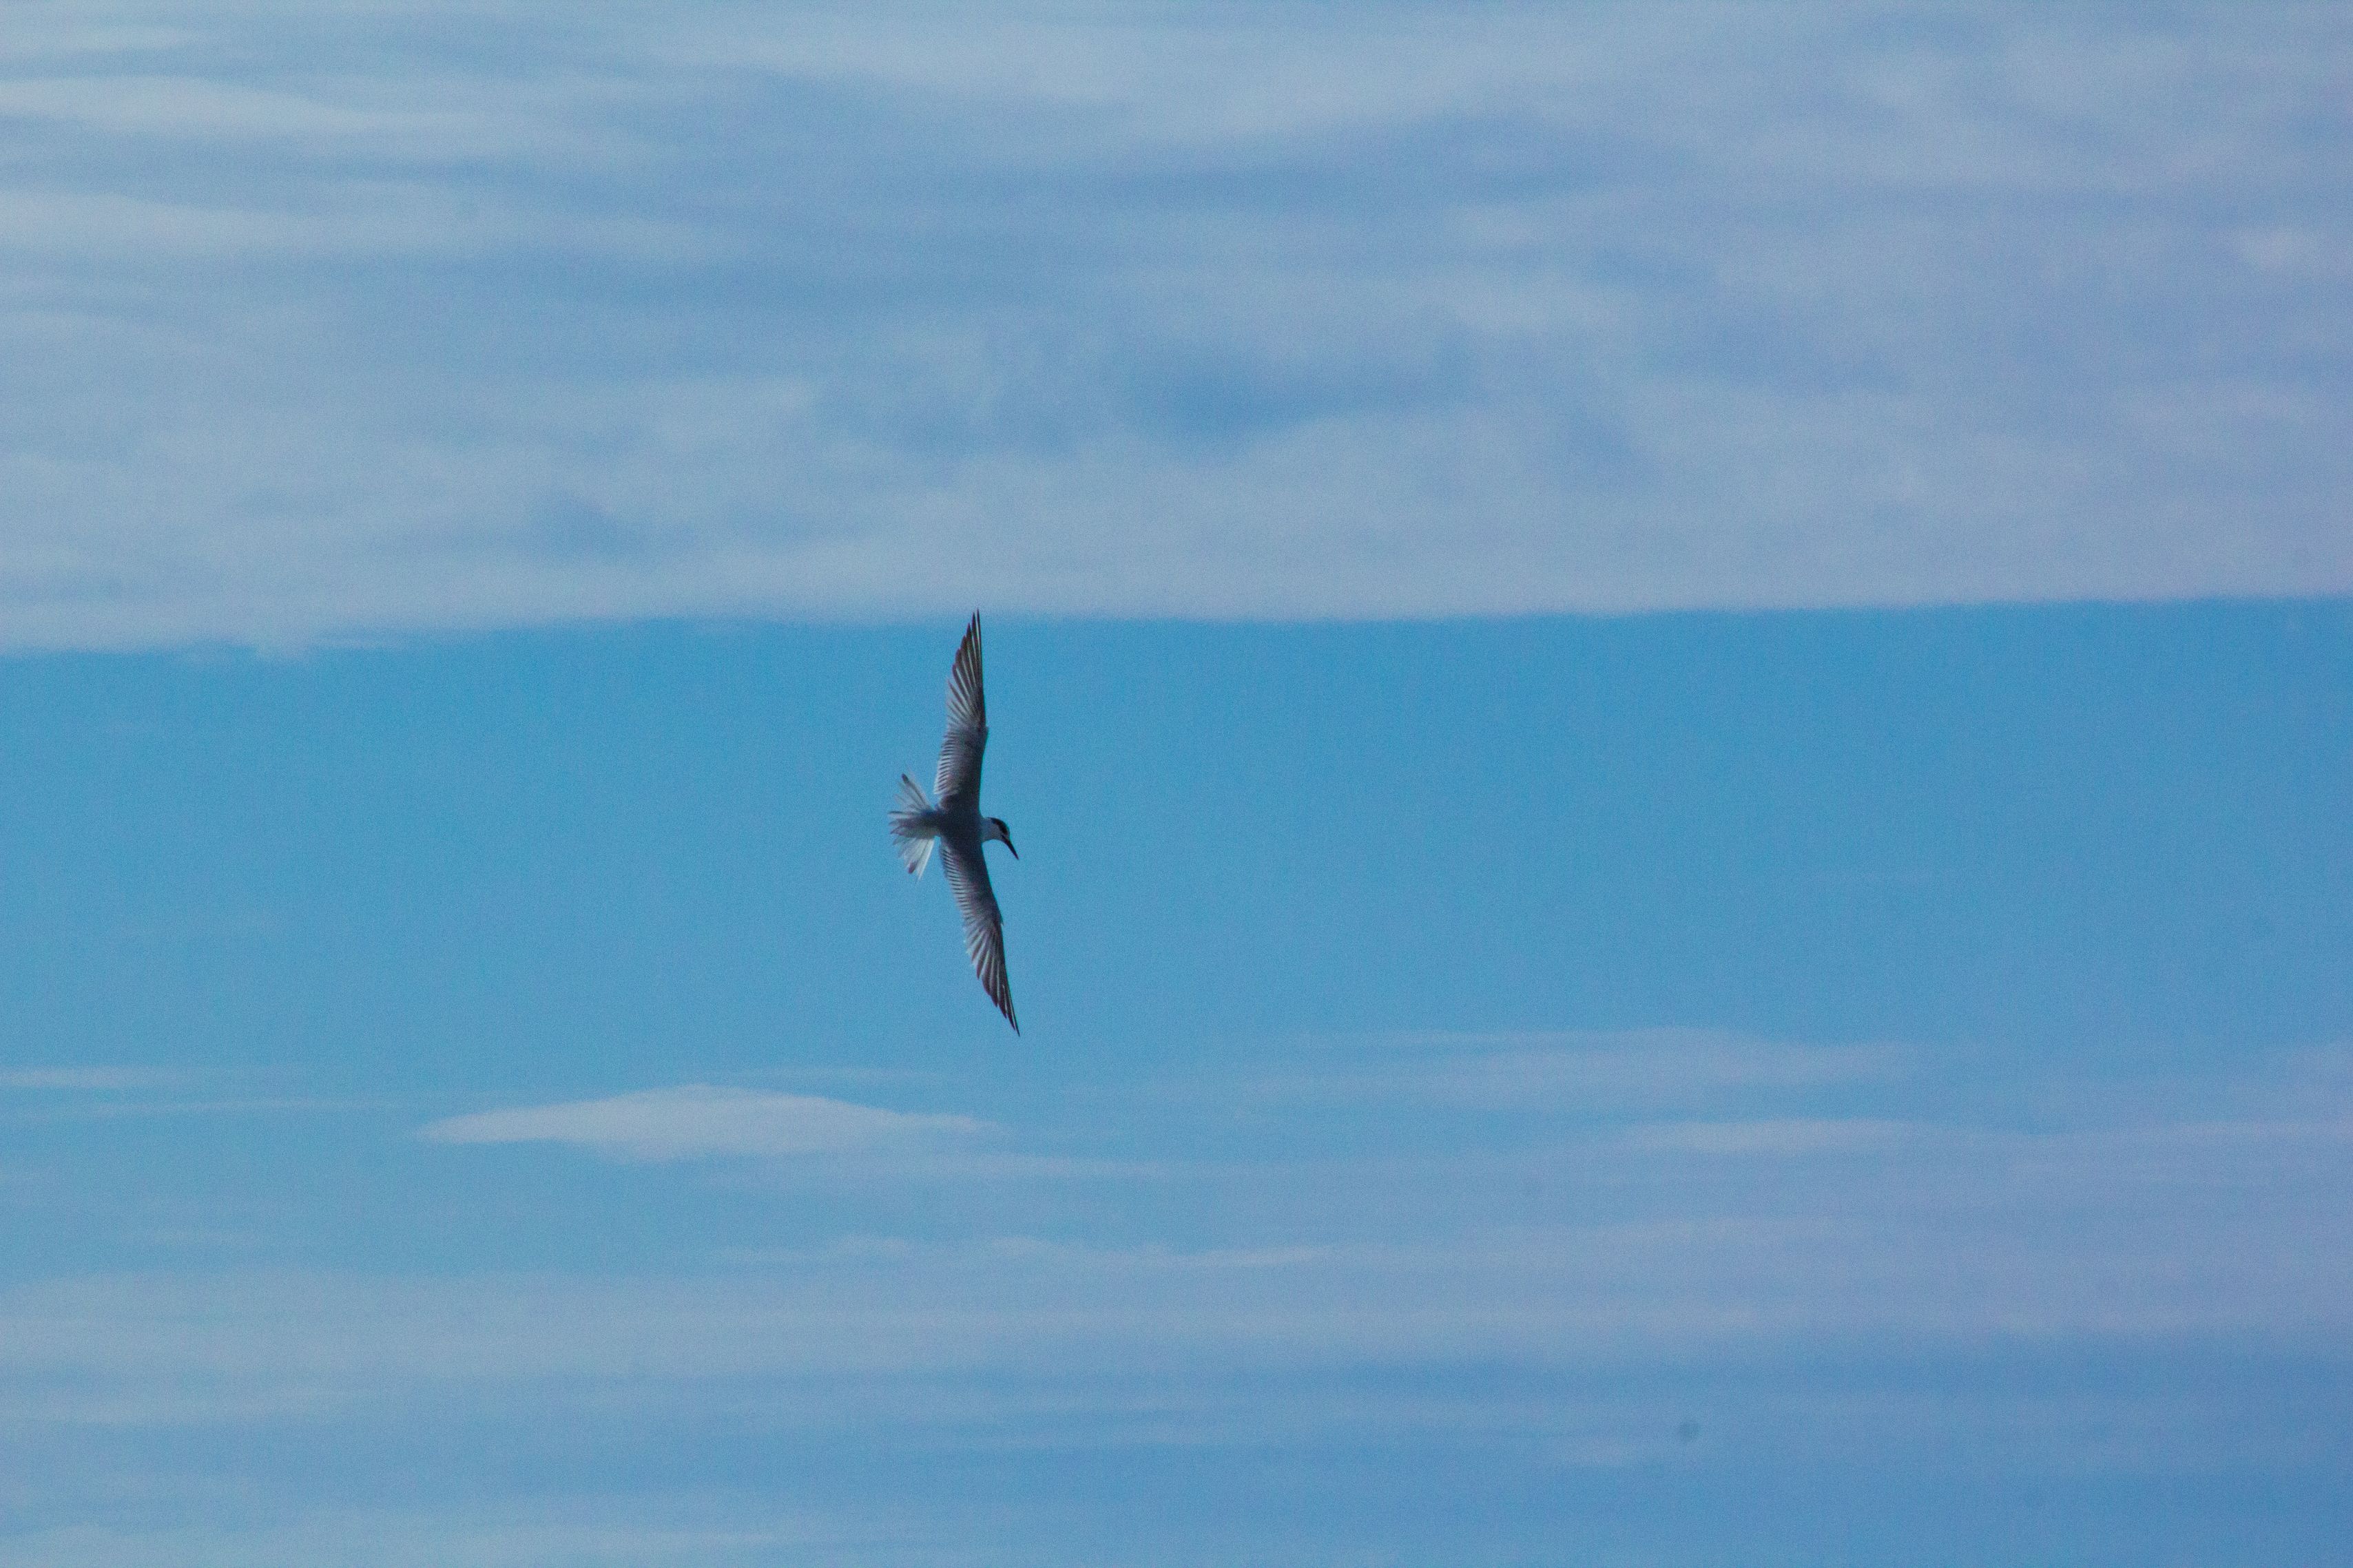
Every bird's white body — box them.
[890,615,1019,1032]
[890,796,1012,881]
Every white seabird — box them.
[890,613,1020,1032]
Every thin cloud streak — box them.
[0,1067,194,1091]
[0,1514,842,1568]
[1253,1028,1914,1111]
[419,1085,990,1161]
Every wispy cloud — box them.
[0,3,2345,647]
[1253,1028,1911,1111]
[0,1066,366,1122]
[419,1085,988,1161]
[0,1067,193,1091]
[8,1037,2351,1560]
[0,1512,841,1568]
[7,1116,2349,1426]
[1621,1117,1915,1155]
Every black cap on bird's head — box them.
[987,817,1018,857]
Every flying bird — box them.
[890,613,1020,1032]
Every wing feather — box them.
[940,833,1017,1033]
[935,613,988,806]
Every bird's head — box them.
[986,817,1017,858]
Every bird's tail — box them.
[889,774,937,877]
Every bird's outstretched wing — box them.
[940,832,1017,1032]
[934,613,988,808]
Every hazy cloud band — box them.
[0,2,2346,646]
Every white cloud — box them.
[418,1085,988,1161]
[0,2,2344,646]
[0,1067,191,1090]
[1259,1027,1910,1111]
[0,74,483,142]
[0,1520,818,1568]
[0,1065,366,1122]
[1621,1117,1914,1155]
[4,1130,2348,1428]
[0,1038,2347,1568]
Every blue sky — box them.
[3,613,2347,1565]
[1,5,2350,1566]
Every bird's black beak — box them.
[1005,837,1019,859]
